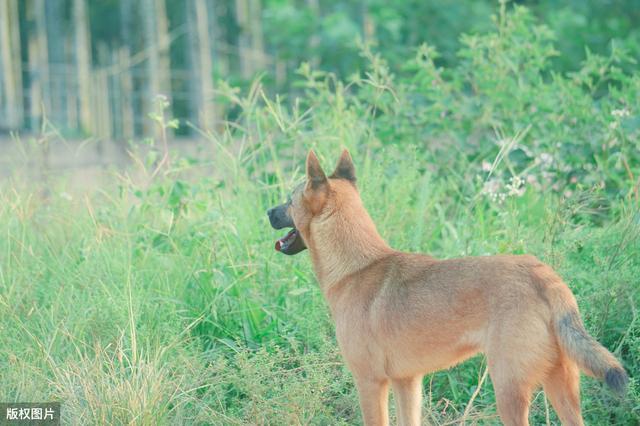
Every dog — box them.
[267,149,628,426]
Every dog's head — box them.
[267,149,356,255]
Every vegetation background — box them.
[0,0,639,424]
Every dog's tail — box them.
[555,310,628,394]
[532,263,628,394]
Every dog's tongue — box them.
[275,229,296,252]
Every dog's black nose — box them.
[267,207,280,229]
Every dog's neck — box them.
[305,196,392,293]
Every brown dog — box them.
[267,149,628,426]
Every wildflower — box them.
[506,176,525,197]
[538,152,553,166]
[611,108,630,118]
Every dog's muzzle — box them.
[267,204,307,255]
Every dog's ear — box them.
[330,149,356,183]
[305,150,327,191]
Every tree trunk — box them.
[119,0,135,140]
[0,0,23,129]
[96,43,112,141]
[207,1,228,76]
[236,0,265,80]
[45,0,67,127]
[65,33,78,131]
[188,0,216,132]
[73,0,93,135]
[119,0,134,51]
[119,47,135,141]
[248,0,265,72]
[27,0,50,131]
[142,0,172,139]
[235,0,251,79]
[155,0,171,100]
[306,0,320,69]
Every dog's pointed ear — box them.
[330,149,356,183]
[306,150,327,191]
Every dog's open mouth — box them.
[267,202,307,255]
[274,228,306,255]
[275,228,298,252]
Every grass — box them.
[1,6,639,425]
[1,140,638,425]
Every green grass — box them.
[1,6,639,425]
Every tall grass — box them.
[1,6,639,425]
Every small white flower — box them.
[506,176,525,197]
[611,108,630,118]
[538,153,553,165]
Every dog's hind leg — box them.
[490,373,533,426]
[486,306,557,425]
[355,376,390,426]
[391,376,422,426]
[542,358,583,426]
[486,334,548,424]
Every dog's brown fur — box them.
[279,149,627,426]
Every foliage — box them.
[1,5,639,425]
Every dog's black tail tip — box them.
[605,367,629,395]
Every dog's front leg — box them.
[391,376,423,426]
[355,376,390,426]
